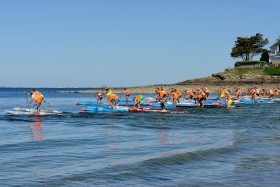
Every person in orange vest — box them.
[262,88,267,97]
[170,88,178,105]
[26,89,44,114]
[155,87,168,111]
[268,89,274,98]
[203,86,210,100]
[197,88,205,107]
[175,89,182,103]
[108,93,119,109]
[225,92,233,107]
[185,88,194,102]
[133,95,144,108]
[124,88,131,101]
[235,88,242,100]
[219,88,227,98]
[249,88,256,100]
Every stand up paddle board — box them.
[5,108,62,116]
[81,106,129,113]
[128,107,188,114]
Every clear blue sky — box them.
[0,0,279,88]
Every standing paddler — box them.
[25,89,44,114]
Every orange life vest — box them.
[172,92,178,99]
[135,95,141,100]
[192,89,196,95]
[197,90,205,99]
[125,90,131,96]
[220,89,226,95]
[227,94,232,100]
[187,90,193,95]
[109,94,118,101]
[176,90,181,97]
[33,91,44,104]
[236,90,241,96]
[158,91,165,98]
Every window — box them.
[271,48,276,55]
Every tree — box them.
[231,33,269,61]
[260,49,270,63]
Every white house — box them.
[270,38,280,65]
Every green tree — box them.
[231,33,269,61]
[260,49,270,63]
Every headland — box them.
[69,68,280,94]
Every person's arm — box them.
[29,94,35,104]
[29,99,33,104]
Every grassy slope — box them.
[220,68,267,76]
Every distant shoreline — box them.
[69,82,280,94]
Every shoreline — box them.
[69,83,280,94]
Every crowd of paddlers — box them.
[95,86,280,111]
[21,86,280,115]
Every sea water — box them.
[0,88,280,186]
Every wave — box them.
[26,144,236,187]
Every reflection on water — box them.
[31,116,43,141]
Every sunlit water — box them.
[0,88,279,186]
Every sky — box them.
[0,0,279,88]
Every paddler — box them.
[225,92,233,107]
[124,88,131,101]
[185,88,194,102]
[155,87,167,112]
[275,87,279,98]
[25,89,44,114]
[249,88,256,100]
[104,86,113,102]
[175,89,182,103]
[219,88,227,98]
[268,88,274,98]
[203,86,210,100]
[235,88,242,100]
[170,88,178,105]
[108,92,119,109]
[104,86,112,96]
[133,95,144,108]
[197,88,205,107]
[96,92,103,103]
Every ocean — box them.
[0,88,279,186]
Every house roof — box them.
[270,39,280,48]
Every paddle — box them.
[94,92,98,112]
[24,92,31,112]
[42,100,54,111]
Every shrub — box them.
[264,67,280,75]
[234,61,267,67]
